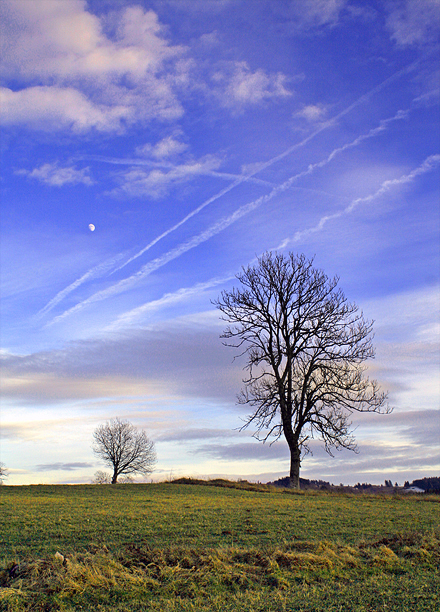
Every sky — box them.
[1,0,439,487]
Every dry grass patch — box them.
[1,532,439,610]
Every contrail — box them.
[37,252,127,318]
[48,152,439,326]
[44,105,408,319]
[106,273,235,330]
[81,154,275,187]
[290,154,440,244]
[109,153,440,330]
[251,108,410,196]
[46,60,423,323]
[110,60,420,273]
[38,169,271,317]
[110,176,261,273]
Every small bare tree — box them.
[215,252,390,488]
[0,462,8,484]
[93,418,156,484]
[92,470,111,484]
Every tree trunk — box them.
[111,468,118,484]
[289,444,301,489]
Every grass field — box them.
[0,481,439,611]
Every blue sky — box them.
[1,0,439,486]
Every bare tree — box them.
[215,252,390,488]
[92,470,111,484]
[0,462,8,484]
[93,418,156,484]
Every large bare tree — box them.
[215,252,390,488]
[93,418,156,484]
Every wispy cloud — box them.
[283,0,348,30]
[110,155,224,199]
[213,60,291,109]
[386,0,440,47]
[80,154,274,187]
[17,162,94,186]
[136,135,188,159]
[294,103,328,122]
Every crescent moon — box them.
[89,224,95,232]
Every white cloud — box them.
[0,86,130,132]
[18,162,94,187]
[213,61,291,109]
[1,1,181,80]
[112,155,223,198]
[386,0,440,47]
[0,1,186,130]
[294,104,328,122]
[136,135,188,159]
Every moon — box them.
[88,224,95,232]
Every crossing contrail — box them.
[44,60,424,323]
[109,60,421,273]
[107,153,440,330]
[48,152,439,326]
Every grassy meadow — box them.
[0,480,439,611]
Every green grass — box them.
[0,482,439,611]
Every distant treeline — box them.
[405,477,440,493]
[269,476,440,493]
[170,475,440,493]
